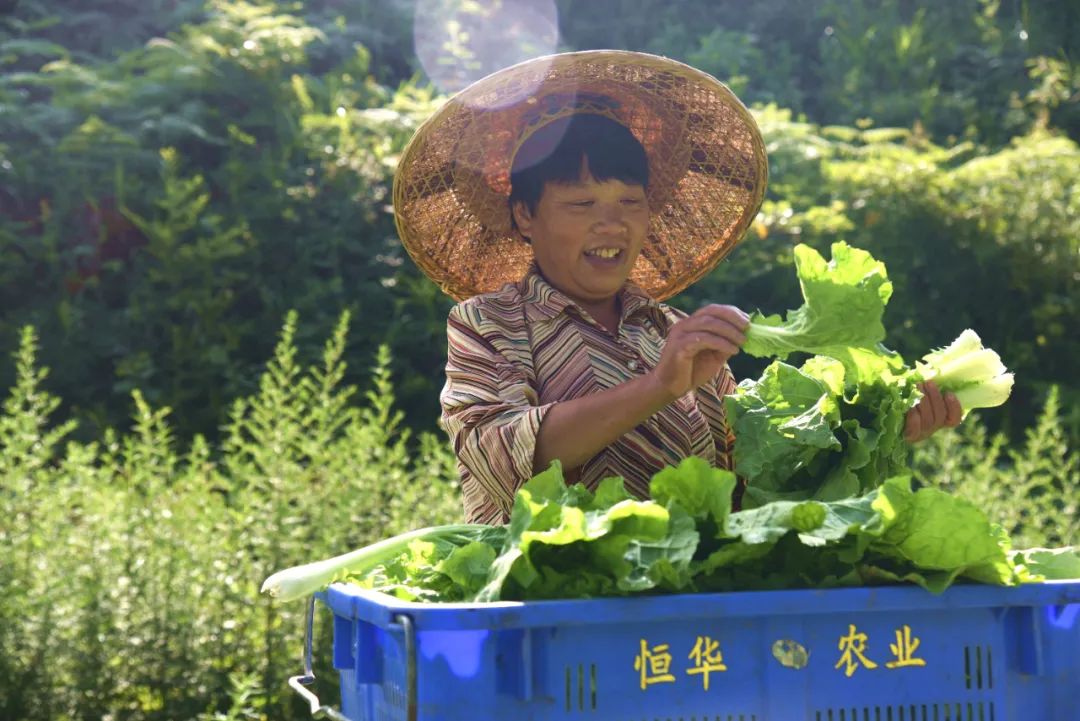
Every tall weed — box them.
[912,387,1078,548]
[0,316,460,721]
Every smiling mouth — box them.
[584,247,624,259]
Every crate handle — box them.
[287,595,351,721]
[287,596,418,721]
[394,613,418,721]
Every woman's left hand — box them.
[903,380,963,443]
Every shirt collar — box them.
[519,263,665,328]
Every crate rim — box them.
[319,580,1080,632]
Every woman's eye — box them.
[622,198,643,205]
[571,201,593,207]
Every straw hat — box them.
[392,50,768,302]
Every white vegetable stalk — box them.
[261,524,483,602]
[916,329,1014,417]
[952,374,1015,412]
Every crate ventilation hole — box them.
[564,661,757,721]
[964,645,993,690]
[815,703,995,721]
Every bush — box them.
[0,0,452,443]
[912,386,1079,550]
[0,316,461,721]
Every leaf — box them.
[726,361,843,507]
[434,541,498,596]
[743,242,893,363]
[1,39,70,65]
[867,479,1017,589]
[650,455,736,526]
[1011,547,1080,581]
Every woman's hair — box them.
[508,113,649,226]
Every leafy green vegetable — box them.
[726,355,917,508]
[262,459,1074,604]
[474,461,700,601]
[695,490,884,591]
[872,480,999,569]
[742,242,893,364]
[724,360,842,495]
[728,242,1013,509]
[650,455,737,524]
[791,501,827,533]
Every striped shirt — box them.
[440,265,739,525]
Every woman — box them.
[393,51,960,525]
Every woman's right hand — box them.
[649,304,749,400]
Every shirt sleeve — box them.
[439,302,557,519]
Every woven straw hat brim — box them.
[393,50,769,302]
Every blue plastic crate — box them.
[317,581,1080,721]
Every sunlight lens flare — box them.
[413,0,559,104]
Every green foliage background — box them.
[1,0,1078,444]
[1,0,1078,719]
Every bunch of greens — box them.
[259,241,1068,605]
[261,457,1077,603]
[730,241,1014,508]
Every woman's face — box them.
[512,160,649,308]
